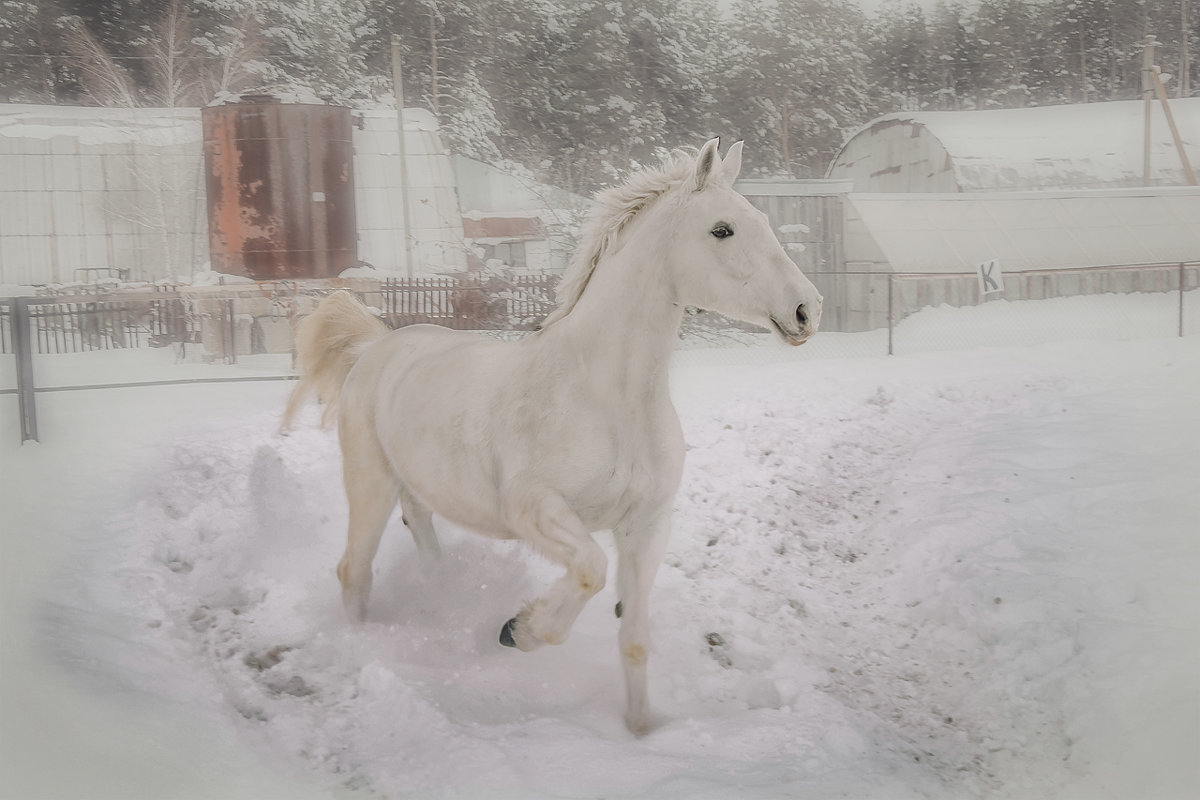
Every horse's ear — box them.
[722,140,744,184]
[694,137,721,191]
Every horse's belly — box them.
[380,421,510,537]
[365,329,513,536]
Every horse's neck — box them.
[545,231,683,397]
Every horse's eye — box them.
[711,223,734,239]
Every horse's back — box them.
[352,324,503,383]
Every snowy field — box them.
[2,292,1198,799]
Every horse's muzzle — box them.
[796,303,812,328]
[770,308,815,346]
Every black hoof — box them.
[499,617,519,648]
[614,601,623,619]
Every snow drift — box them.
[2,295,1198,799]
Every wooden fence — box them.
[368,274,556,331]
[0,274,559,357]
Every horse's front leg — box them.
[498,489,607,651]
[614,513,672,736]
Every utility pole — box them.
[1079,30,1089,103]
[1182,0,1192,98]
[391,34,416,277]
[1143,35,1158,186]
[1151,66,1198,184]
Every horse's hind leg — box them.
[336,421,398,623]
[396,483,440,562]
[499,489,607,651]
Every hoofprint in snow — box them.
[3,297,1198,799]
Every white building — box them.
[0,103,466,287]
[827,99,1200,193]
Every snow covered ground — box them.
[2,293,1198,799]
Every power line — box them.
[1,51,230,62]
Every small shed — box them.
[452,155,587,274]
[828,99,1200,193]
[461,211,552,272]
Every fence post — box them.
[887,274,895,356]
[1180,262,1186,338]
[13,298,38,443]
[225,297,237,364]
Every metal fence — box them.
[26,296,201,354]
[0,274,559,357]
[882,261,1198,354]
[806,261,1199,336]
[3,263,1196,443]
[0,298,10,356]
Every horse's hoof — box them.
[625,709,664,737]
[499,617,519,648]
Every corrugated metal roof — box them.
[831,99,1200,191]
[846,187,1200,272]
[461,214,546,240]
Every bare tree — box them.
[143,0,205,106]
[58,14,139,106]
[193,8,269,101]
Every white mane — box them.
[541,150,699,327]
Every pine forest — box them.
[1,0,1196,191]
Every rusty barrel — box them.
[202,97,356,280]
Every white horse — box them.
[282,139,821,734]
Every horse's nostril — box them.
[796,304,808,327]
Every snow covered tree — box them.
[869,1,938,111]
[971,0,1040,106]
[927,0,985,109]
[254,0,382,102]
[361,0,509,161]
[0,0,60,102]
[725,0,874,177]
[526,0,732,191]
[190,0,271,100]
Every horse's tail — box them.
[281,290,389,432]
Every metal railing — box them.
[801,261,1197,354]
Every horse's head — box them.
[670,139,821,345]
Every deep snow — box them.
[2,294,1198,799]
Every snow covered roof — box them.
[0,103,201,147]
[452,155,588,214]
[846,187,1200,272]
[829,99,1200,192]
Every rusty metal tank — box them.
[202,96,357,280]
